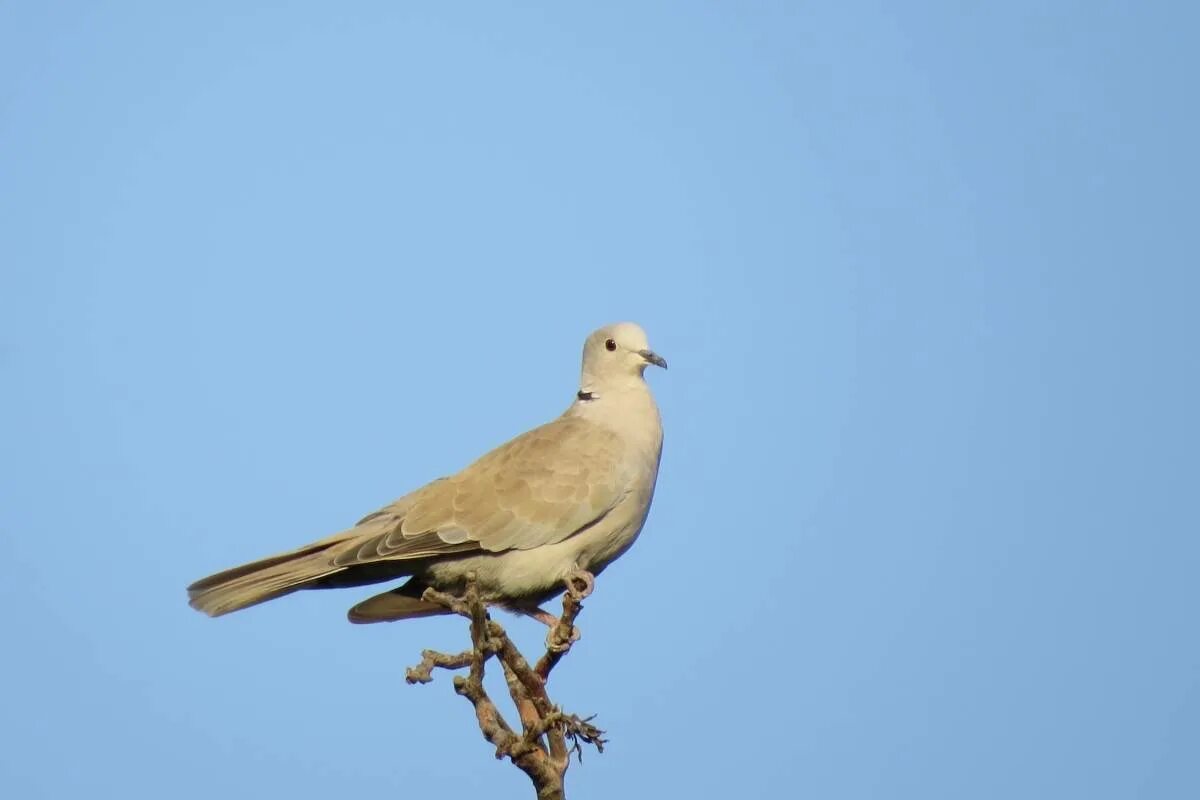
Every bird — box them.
[187,322,666,626]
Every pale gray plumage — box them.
[187,322,665,624]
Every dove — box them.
[187,322,666,625]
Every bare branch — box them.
[405,648,473,684]
[404,572,606,799]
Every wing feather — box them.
[328,415,625,571]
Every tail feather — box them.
[347,584,451,624]
[187,544,346,617]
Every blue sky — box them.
[2,2,1197,798]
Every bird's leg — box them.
[526,608,559,628]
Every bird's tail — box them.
[347,583,451,624]
[187,540,346,617]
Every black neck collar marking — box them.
[577,390,595,402]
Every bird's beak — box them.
[638,349,668,370]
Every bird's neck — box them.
[568,378,663,451]
[573,371,650,405]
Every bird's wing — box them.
[328,415,627,568]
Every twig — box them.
[404,648,474,684]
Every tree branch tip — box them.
[404,570,604,797]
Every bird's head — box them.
[579,322,667,396]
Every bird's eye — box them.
[604,339,617,352]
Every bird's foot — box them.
[546,622,581,653]
[565,569,595,600]
[528,607,580,651]
[541,570,592,652]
